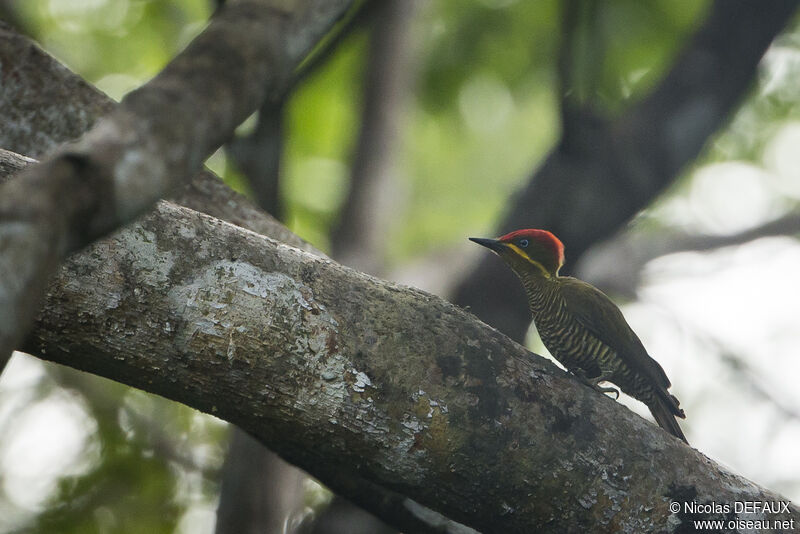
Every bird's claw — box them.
[592,383,620,400]
[581,373,620,399]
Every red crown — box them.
[498,229,564,266]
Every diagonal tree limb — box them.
[1,147,470,534]
[452,0,799,342]
[0,26,469,531]
[10,183,795,532]
[2,149,794,530]
[0,0,355,362]
[576,212,800,298]
[0,23,306,254]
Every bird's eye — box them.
[519,239,529,248]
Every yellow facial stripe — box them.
[505,243,551,277]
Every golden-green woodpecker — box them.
[470,229,687,443]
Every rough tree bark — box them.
[3,181,791,532]
[220,4,399,530]
[0,0,354,362]
[315,2,421,530]
[0,26,313,534]
[452,0,800,342]
[0,27,464,533]
[1,5,797,533]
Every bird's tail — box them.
[649,392,688,444]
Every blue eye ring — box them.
[519,239,529,248]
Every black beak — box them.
[469,237,506,253]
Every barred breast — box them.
[521,273,659,406]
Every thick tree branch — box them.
[0,25,308,256]
[2,146,466,534]
[576,212,800,298]
[453,0,799,342]
[0,27,465,531]
[313,2,421,530]
[1,166,791,531]
[0,0,354,361]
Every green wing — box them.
[557,276,672,390]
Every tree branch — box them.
[318,2,420,528]
[226,99,287,218]
[330,0,418,276]
[0,24,313,258]
[0,27,468,531]
[225,0,379,218]
[0,0,354,361]
[576,212,800,298]
[452,0,799,342]
[216,430,307,534]
[3,147,469,534]
[2,163,791,531]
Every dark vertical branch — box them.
[224,0,380,218]
[0,0,28,36]
[330,0,419,276]
[216,431,306,534]
[557,0,602,122]
[226,100,286,218]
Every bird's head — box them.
[469,229,565,278]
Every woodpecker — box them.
[470,229,687,443]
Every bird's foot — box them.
[582,373,620,400]
[591,383,620,400]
